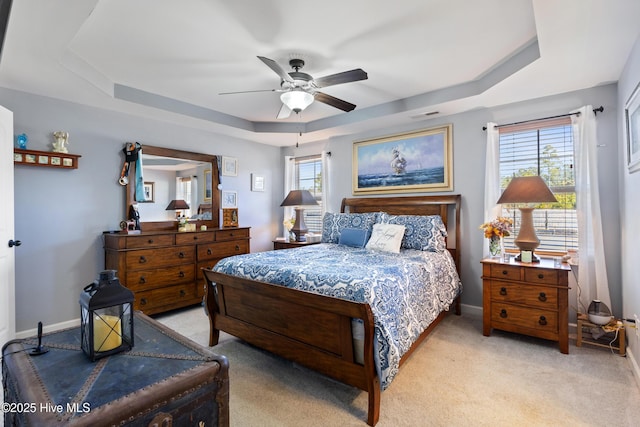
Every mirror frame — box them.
[125,145,220,232]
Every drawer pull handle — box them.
[539,316,547,326]
[235,245,240,251]
[499,287,507,296]
[538,292,547,302]
[147,239,154,244]
[178,252,185,258]
[140,298,147,306]
[139,276,146,284]
[538,274,544,279]
[500,309,508,318]
[180,290,186,297]
[502,270,508,275]
[179,271,185,278]
[207,248,212,255]
[139,256,147,264]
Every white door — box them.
[0,105,16,348]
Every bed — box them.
[202,195,462,426]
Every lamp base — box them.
[292,208,308,242]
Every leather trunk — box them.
[2,312,229,426]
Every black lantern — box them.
[79,270,134,361]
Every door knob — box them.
[8,239,22,248]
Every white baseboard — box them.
[15,318,81,339]
[627,347,640,392]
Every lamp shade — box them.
[280,91,314,113]
[280,190,318,207]
[496,176,557,204]
[165,199,190,210]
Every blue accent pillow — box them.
[338,228,371,248]
[321,212,378,243]
[379,213,447,252]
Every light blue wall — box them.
[2,88,282,332]
[284,84,621,321]
[4,82,623,333]
[618,33,640,371]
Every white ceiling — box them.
[1,0,639,147]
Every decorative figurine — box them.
[52,131,69,153]
[16,133,28,149]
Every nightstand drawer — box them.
[490,303,558,333]
[489,282,558,309]
[524,268,560,285]
[489,264,521,281]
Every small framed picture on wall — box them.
[222,156,238,176]
[625,80,640,173]
[221,190,237,208]
[251,173,265,191]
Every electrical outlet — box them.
[635,314,640,338]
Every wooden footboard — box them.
[202,268,382,425]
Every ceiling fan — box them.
[220,56,368,119]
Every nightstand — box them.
[482,256,571,354]
[273,239,321,250]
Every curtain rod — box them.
[482,106,604,131]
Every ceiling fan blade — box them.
[314,92,356,112]
[257,56,295,83]
[276,103,292,119]
[219,89,278,95]
[314,69,368,88]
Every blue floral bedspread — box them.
[212,243,462,389]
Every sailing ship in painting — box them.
[390,147,407,174]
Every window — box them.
[176,176,193,218]
[292,155,323,233]
[499,117,577,253]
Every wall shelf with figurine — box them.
[14,148,81,169]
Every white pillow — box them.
[365,223,406,253]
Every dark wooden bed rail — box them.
[203,195,462,426]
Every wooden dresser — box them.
[104,227,250,315]
[481,257,570,353]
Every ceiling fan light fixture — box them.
[280,90,314,113]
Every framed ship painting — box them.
[353,124,453,194]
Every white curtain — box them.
[571,105,611,313]
[321,151,331,217]
[283,155,295,238]
[483,122,502,257]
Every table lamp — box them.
[496,176,557,262]
[166,199,190,219]
[280,190,318,242]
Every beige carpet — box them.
[156,306,640,427]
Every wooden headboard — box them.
[341,195,461,272]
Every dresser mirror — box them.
[125,145,220,231]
